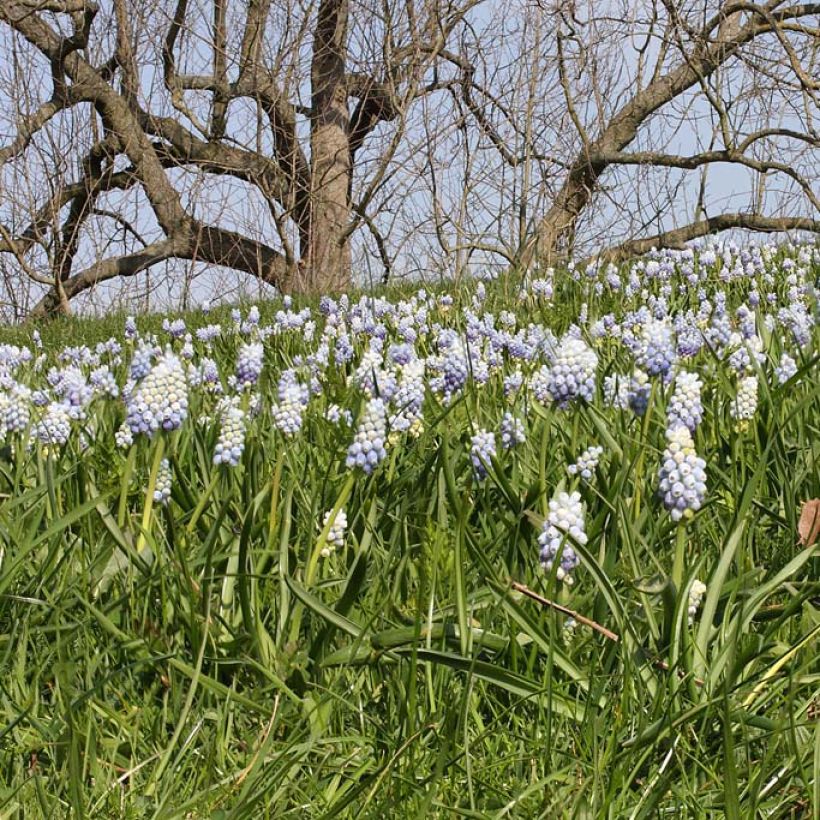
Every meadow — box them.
[0,241,818,817]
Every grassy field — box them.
[0,244,818,817]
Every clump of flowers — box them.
[389,359,425,433]
[115,422,133,449]
[568,445,603,480]
[470,429,497,480]
[657,426,707,522]
[272,372,309,437]
[603,373,629,410]
[667,371,703,432]
[1,383,31,436]
[538,490,586,584]
[320,508,348,558]
[346,398,388,474]
[635,318,676,380]
[688,579,707,624]
[326,404,352,425]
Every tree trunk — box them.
[301,0,352,294]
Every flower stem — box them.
[672,523,687,590]
[135,437,166,559]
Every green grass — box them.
[0,259,818,817]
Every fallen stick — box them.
[509,580,706,686]
[510,580,620,642]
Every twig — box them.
[510,581,620,642]
[510,580,706,686]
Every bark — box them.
[303,0,352,293]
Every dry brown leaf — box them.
[798,499,820,546]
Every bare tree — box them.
[404,0,818,274]
[520,0,820,266]
[0,0,482,315]
[0,0,817,318]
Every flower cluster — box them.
[500,413,525,450]
[470,429,497,480]
[1,383,31,435]
[126,350,188,437]
[657,426,707,522]
[346,398,388,474]
[153,458,172,505]
[389,359,425,434]
[320,508,348,557]
[627,370,651,416]
[667,371,703,432]
[33,402,71,448]
[775,352,797,385]
[730,374,758,426]
[115,423,133,449]
[235,342,264,388]
[538,491,586,584]
[545,336,598,406]
[687,579,707,624]
[635,319,676,380]
[213,403,246,466]
[567,445,603,480]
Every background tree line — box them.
[0,0,817,318]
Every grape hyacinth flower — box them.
[129,343,155,381]
[320,508,348,558]
[500,412,525,450]
[538,491,586,584]
[627,370,651,416]
[435,333,470,403]
[153,458,172,505]
[273,388,306,437]
[2,383,31,434]
[326,404,353,425]
[163,318,187,339]
[503,369,524,399]
[115,422,133,449]
[688,579,707,624]
[636,319,676,381]
[775,352,797,384]
[568,445,603,480]
[235,341,264,389]
[546,336,598,406]
[33,402,71,448]
[346,398,388,474]
[603,374,630,410]
[90,365,119,399]
[124,315,138,340]
[730,374,758,427]
[213,403,246,466]
[657,426,707,522]
[667,371,703,433]
[470,429,496,480]
[126,350,188,437]
[272,372,309,437]
[389,359,425,433]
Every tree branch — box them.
[589,213,820,265]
